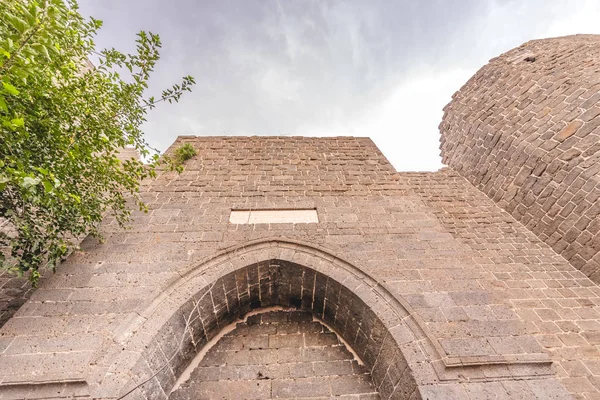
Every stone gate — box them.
[0,35,599,399]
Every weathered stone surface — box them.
[556,120,583,140]
[440,34,600,283]
[0,271,32,328]
[170,310,379,400]
[0,135,574,399]
[2,35,600,398]
[401,168,600,398]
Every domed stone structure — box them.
[440,34,600,281]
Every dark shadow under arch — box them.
[169,308,383,399]
[133,260,418,399]
[95,239,432,400]
[95,238,553,399]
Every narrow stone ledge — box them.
[0,379,89,400]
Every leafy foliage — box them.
[0,0,194,284]
[166,143,197,173]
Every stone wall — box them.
[440,34,600,281]
[0,271,32,328]
[0,147,141,329]
[170,310,380,400]
[403,168,600,399]
[3,35,600,399]
[0,137,578,399]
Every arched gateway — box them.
[2,130,588,398]
[98,239,424,399]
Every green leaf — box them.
[43,180,53,193]
[22,176,40,189]
[0,96,7,112]
[7,14,28,33]
[2,82,19,95]
[29,3,38,19]
[68,193,81,203]
[33,44,49,60]
[11,117,24,127]
[24,6,37,25]
[2,119,15,130]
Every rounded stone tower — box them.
[440,34,600,281]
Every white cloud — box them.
[79,0,600,171]
[362,69,474,171]
[302,69,473,171]
[543,0,600,37]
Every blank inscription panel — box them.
[229,209,319,224]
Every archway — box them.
[96,239,429,399]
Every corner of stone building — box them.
[162,135,198,155]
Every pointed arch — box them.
[94,238,549,399]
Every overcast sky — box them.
[79,0,600,171]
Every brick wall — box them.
[170,310,380,400]
[160,136,398,197]
[440,34,600,282]
[0,136,580,399]
[0,147,141,329]
[1,36,599,400]
[402,168,600,398]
